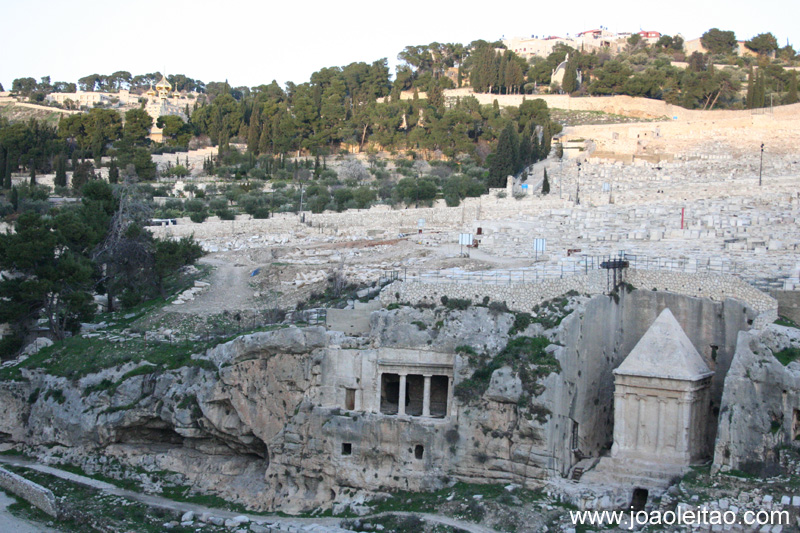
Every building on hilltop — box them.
[143,74,188,143]
[503,35,576,60]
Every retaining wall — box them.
[380,269,778,326]
[0,466,59,517]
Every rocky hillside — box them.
[0,287,771,517]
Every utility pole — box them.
[759,143,764,186]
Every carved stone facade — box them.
[611,308,714,466]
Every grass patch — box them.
[775,316,800,329]
[528,297,573,330]
[0,334,222,382]
[160,484,253,513]
[455,336,559,403]
[371,481,544,516]
[774,347,800,366]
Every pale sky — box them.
[1,0,797,91]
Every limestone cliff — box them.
[713,323,800,473]
[0,290,757,513]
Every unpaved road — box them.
[174,256,258,315]
[0,456,498,533]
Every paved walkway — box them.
[0,456,497,532]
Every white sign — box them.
[418,218,426,227]
[533,238,547,253]
[459,233,473,246]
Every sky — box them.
[1,0,798,91]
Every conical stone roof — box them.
[614,308,713,381]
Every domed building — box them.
[144,73,188,143]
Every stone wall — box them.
[380,269,777,322]
[309,204,480,232]
[438,89,800,123]
[0,466,59,517]
[771,290,800,325]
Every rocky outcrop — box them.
[713,324,800,473]
[0,292,759,514]
[0,326,329,510]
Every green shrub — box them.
[441,296,471,310]
[189,211,208,223]
[509,312,532,335]
[184,199,206,213]
[216,209,236,220]
[251,207,270,219]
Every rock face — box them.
[0,292,759,513]
[713,324,800,473]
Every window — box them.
[345,388,355,411]
[342,443,352,456]
[414,445,424,460]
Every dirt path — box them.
[174,255,258,315]
[0,456,498,533]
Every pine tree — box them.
[785,71,798,105]
[542,169,550,195]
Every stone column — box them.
[448,377,454,417]
[398,374,407,416]
[677,397,691,455]
[634,395,644,448]
[422,375,432,417]
[656,399,666,453]
[681,394,693,460]
[612,391,626,453]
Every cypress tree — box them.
[3,158,11,189]
[488,122,519,187]
[518,130,531,169]
[562,61,578,94]
[108,160,119,184]
[542,169,550,195]
[745,67,755,109]
[754,70,766,108]
[785,71,798,105]
[29,158,36,186]
[10,186,18,211]
[55,153,67,187]
[0,146,5,189]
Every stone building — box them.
[144,75,188,143]
[611,308,714,468]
